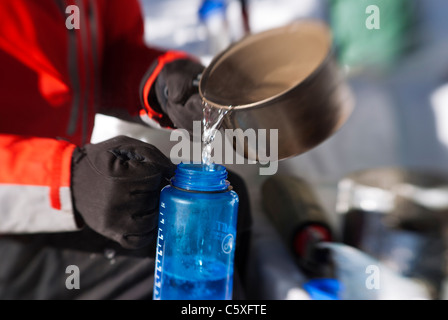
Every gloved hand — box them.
[71,136,176,249]
[154,59,205,133]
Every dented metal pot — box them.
[199,20,354,161]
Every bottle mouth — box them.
[171,163,230,192]
[177,163,226,173]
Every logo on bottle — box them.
[222,234,234,254]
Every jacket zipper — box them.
[76,0,90,145]
[56,0,82,139]
[88,0,99,114]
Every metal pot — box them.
[199,20,354,161]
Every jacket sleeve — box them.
[0,134,78,233]
[99,0,191,128]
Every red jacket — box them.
[0,0,187,232]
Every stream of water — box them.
[201,101,233,169]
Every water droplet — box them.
[104,248,116,260]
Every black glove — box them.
[154,59,205,133]
[71,136,176,249]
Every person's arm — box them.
[0,133,176,249]
[0,134,78,233]
[98,0,204,131]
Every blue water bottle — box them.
[153,163,239,300]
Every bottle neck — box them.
[171,163,230,192]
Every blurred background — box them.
[92,0,448,300]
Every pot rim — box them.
[198,20,335,111]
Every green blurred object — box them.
[329,0,415,71]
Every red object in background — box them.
[293,224,332,259]
[240,0,251,34]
